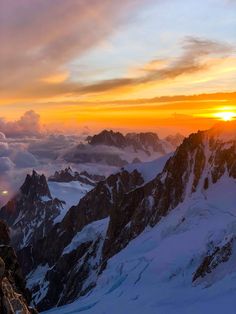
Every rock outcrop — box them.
[88,129,183,154]
[0,171,64,250]
[48,167,105,186]
[0,220,37,314]
[17,169,144,311]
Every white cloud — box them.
[0,132,6,140]
[0,110,41,137]
[13,151,39,168]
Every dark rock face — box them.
[20,170,52,201]
[48,167,105,186]
[103,128,236,262]
[88,129,175,154]
[0,220,37,314]
[126,132,165,154]
[193,238,233,282]
[0,220,10,245]
[102,132,205,261]
[0,171,64,250]
[80,171,105,183]
[88,130,127,148]
[16,125,236,312]
[17,169,144,311]
[36,237,103,311]
[48,167,75,183]
[65,130,184,167]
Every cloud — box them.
[12,151,38,168]
[76,37,233,93]
[10,36,233,99]
[0,0,149,98]
[0,142,10,157]
[0,110,41,137]
[0,157,15,173]
[28,134,80,160]
[0,132,6,140]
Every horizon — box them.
[1,90,236,137]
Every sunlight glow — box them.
[214,111,236,121]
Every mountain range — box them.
[1,123,236,313]
[63,130,184,166]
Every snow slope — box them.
[43,173,236,314]
[48,181,93,223]
[125,153,172,183]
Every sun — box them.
[214,111,235,121]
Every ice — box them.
[125,153,172,183]
[63,218,110,255]
[42,171,236,314]
[48,181,93,223]
[27,264,51,304]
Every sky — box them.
[0,0,236,134]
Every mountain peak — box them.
[88,129,126,147]
[20,170,52,200]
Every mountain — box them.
[16,168,145,311]
[48,167,105,186]
[0,168,96,252]
[64,130,184,166]
[4,122,236,313]
[0,220,37,313]
[0,171,65,250]
[88,130,184,153]
[34,122,236,314]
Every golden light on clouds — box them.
[42,72,69,84]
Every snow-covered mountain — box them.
[0,170,94,250]
[17,168,146,310]
[0,171,64,250]
[40,122,236,314]
[64,130,184,166]
[3,122,236,313]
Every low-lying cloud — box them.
[0,110,41,137]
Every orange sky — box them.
[1,92,235,136]
[1,0,236,136]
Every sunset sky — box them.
[1,0,236,135]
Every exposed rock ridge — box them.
[0,171,65,250]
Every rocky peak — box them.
[21,170,52,200]
[48,167,75,183]
[88,130,127,147]
[126,132,165,153]
[48,167,105,185]
[102,126,236,262]
[16,169,144,311]
[87,129,182,155]
[0,171,64,250]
